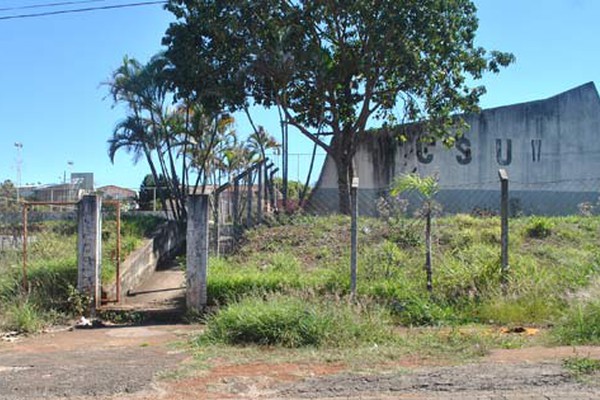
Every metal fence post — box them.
[187,194,210,311]
[21,203,28,293]
[498,169,510,289]
[350,177,359,298]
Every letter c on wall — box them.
[417,141,435,164]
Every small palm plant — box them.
[390,173,439,293]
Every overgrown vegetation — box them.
[553,298,600,345]
[203,295,392,348]
[0,214,164,333]
[196,214,600,352]
[563,356,600,378]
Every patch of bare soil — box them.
[148,346,600,400]
[272,361,597,400]
[0,325,199,400]
[2,325,600,400]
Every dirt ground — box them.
[1,324,600,400]
[2,267,598,399]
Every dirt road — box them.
[1,325,599,400]
[0,324,197,400]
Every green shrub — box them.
[360,240,406,280]
[386,222,421,247]
[1,299,45,333]
[524,216,554,239]
[553,299,600,345]
[207,255,304,305]
[563,356,600,376]
[203,295,393,348]
[391,295,459,326]
[476,294,562,325]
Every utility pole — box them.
[67,161,74,201]
[14,142,23,202]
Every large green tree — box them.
[163,0,513,213]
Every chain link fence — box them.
[206,151,600,255]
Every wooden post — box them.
[213,191,220,257]
[350,177,359,298]
[499,169,510,288]
[264,162,272,212]
[257,162,263,223]
[269,168,279,212]
[186,194,210,311]
[77,195,102,314]
[246,169,253,227]
[233,178,240,240]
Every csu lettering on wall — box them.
[415,137,542,166]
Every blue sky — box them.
[0,0,598,190]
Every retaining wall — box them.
[103,221,185,300]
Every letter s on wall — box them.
[455,137,472,165]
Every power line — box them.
[0,0,167,20]
[0,1,107,13]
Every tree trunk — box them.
[299,141,318,206]
[333,152,352,215]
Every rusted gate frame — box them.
[102,200,121,304]
[21,200,122,304]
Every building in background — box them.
[21,172,94,203]
[97,185,138,210]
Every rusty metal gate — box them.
[18,200,122,305]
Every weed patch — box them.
[0,215,165,333]
[553,299,600,345]
[202,295,393,348]
[524,216,554,239]
[563,356,600,377]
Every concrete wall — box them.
[103,221,184,301]
[310,82,600,215]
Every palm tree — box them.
[107,56,184,219]
[246,126,280,163]
[391,173,439,293]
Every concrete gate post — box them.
[77,194,102,313]
[187,194,209,311]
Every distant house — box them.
[32,183,85,203]
[97,185,137,201]
[21,172,94,204]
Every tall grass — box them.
[210,214,600,329]
[0,214,165,333]
[203,295,393,348]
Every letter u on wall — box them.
[496,139,512,166]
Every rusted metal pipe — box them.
[115,201,121,303]
[24,201,77,206]
[22,203,28,293]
